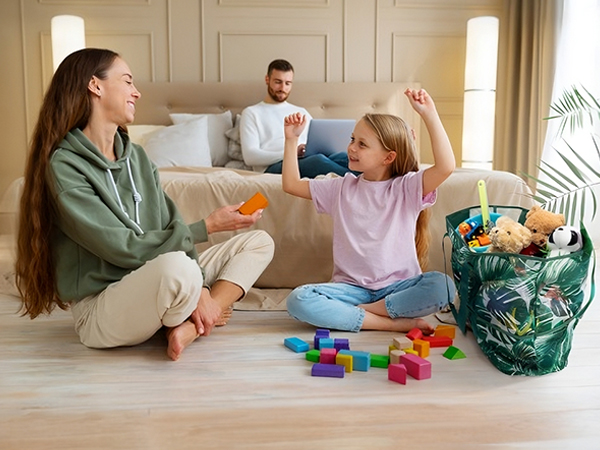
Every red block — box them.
[319,347,338,365]
[399,353,431,380]
[406,328,423,341]
[422,335,453,348]
[388,364,407,384]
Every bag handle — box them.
[442,232,469,334]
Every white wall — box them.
[0,0,503,196]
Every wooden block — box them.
[319,347,338,365]
[434,324,456,339]
[404,348,418,356]
[392,336,413,350]
[370,354,390,369]
[422,335,453,348]
[238,192,268,215]
[443,346,466,360]
[311,363,345,378]
[314,329,330,350]
[388,364,407,384]
[336,353,353,373]
[318,338,335,349]
[406,328,423,341]
[338,350,370,372]
[305,349,320,363]
[412,339,430,358]
[390,349,405,365]
[334,338,350,351]
[283,337,309,353]
[400,353,431,380]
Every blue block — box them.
[314,329,330,350]
[311,363,345,378]
[318,338,335,349]
[284,337,309,353]
[338,350,371,371]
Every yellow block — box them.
[336,353,353,373]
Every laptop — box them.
[303,119,356,157]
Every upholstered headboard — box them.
[133,81,421,131]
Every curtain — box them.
[494,0,560,178]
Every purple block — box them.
[314,329,330,350]
[334,338,350,351]
[311,363,345,378]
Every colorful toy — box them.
[422,335,453,348]
[524,205,566,249]
[305,349,320,362]
[284,337,309,353]
[319,347,337,364]
[390,349,405,365]
[406,328,423,341]
[314,329,330,350]
[392,336,413,350]
[334,338,350,351]
[388,364,407,384]
[412,339,430,358]
[487,215,533,254]
[336,353,353,373]
[433,325,456,339]
[443,346,466,360]
[477,179,494,232]
[399,353,431,380]
[548,225,583,257]
[370,354,390,369]
[311,363,345,378]
[237,191,268,215]
[338,350,370,372]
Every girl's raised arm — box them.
[405,88,455,197]
[282,113,312,199]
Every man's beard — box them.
[268,86,289,103]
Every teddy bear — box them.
[523,205,566,255]
[487,215,533,254]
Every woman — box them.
[16,48,274,361]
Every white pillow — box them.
[170,111,233,167]
[143,117,212,168]
[126,125,166,148]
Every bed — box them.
[0,81,535,309]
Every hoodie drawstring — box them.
[106,158,144,234]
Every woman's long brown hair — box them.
[361,113,431,271]
[16,48,119,319]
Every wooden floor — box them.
[1,280,600,450]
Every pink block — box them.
[399,353,431,380]
[319,347,338,364]
[388,364,407,384]
[406,328,423,341]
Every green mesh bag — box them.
[445,205,596,376]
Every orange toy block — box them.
[238,192,269,215]
[434,325,456,339]
[412,339,430,358]
[422,335,453,348]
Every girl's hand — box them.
[404,88,436,118]
[284,112,307,140]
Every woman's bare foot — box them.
[215,305,233,327]
[166,320,200,361]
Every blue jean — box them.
[265,152,350,178]
[286,271,455,332]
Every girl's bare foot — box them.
[166,320,200,361]
[361,311,435,334]
[215,305,233,327]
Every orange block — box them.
[238,192,269,215]
[412,339,430,358]
[434,325,456,339]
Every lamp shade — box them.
[461,16,499,170]
[51,15,86,72]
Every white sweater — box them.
[240,101,312,172]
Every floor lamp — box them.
[51,15,86,72]
[461,16,499,170]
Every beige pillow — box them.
[126,125,166,148]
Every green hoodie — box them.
[49,128,208,302]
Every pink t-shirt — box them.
[309,171,436,290]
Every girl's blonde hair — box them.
[361,113,431,271]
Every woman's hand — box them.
[204,204,263,234]
[190,287,222,336]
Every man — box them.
[240,59,350,178]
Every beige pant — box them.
[71,230,274,348]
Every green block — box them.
[306,349,320,362]
[443,345,466,360]
[370,354,390,368]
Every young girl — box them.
[282,88,456,333]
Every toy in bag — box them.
[445,205,596,376]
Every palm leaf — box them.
[546,85,600,135]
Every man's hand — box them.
[204,204,263,234]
